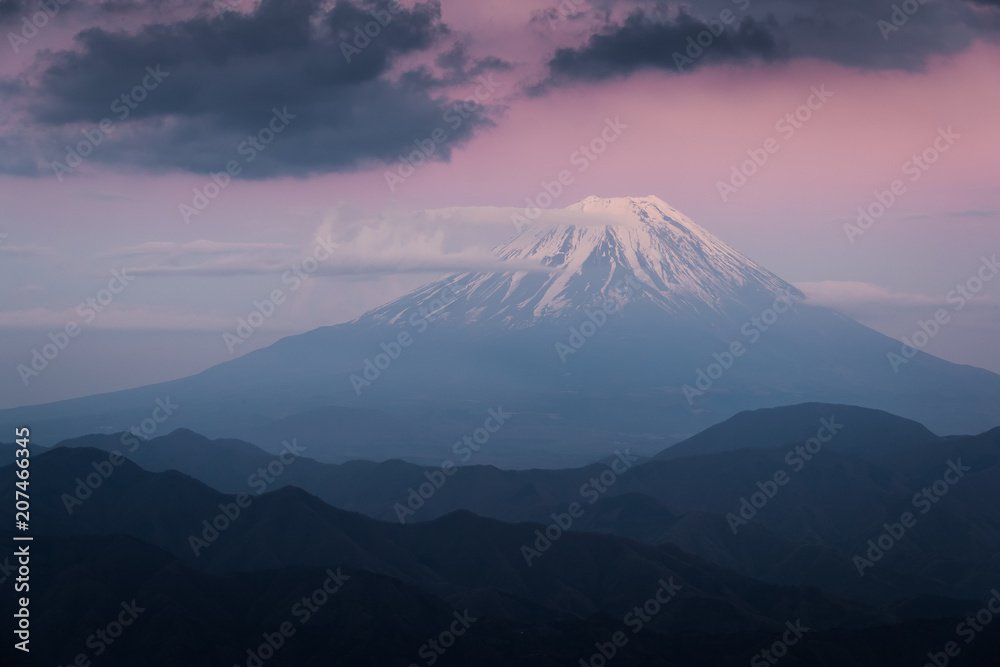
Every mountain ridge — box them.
[1,195,999,464]
[356,195,802,329]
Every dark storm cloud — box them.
[535,0,1000,90]
[436,42,513,78]
[0,0,214,26]
[2,0,501,177]
[543,10,785,84]
[775,0,1000,71]
[399,41,513,90]
[0,0,31,23]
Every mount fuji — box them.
[362,196,800,328]
[3,196,999,467]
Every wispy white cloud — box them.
[795,280,1000,319]
[0,306,236,331]
[949,209,1000,219]
[0,236,56,257]
[114,209,556,279]
[420,205,620,228]
[104,240,298,258]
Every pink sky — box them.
[0,0,998,407]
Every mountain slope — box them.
[1,196,998,465]
[656,403,940,460]
[45,417,1000,606]
[6,533,999,667]
[6,447,890,635]
[359,195,801,328]
[8,447,1000,666]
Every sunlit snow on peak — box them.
[357,196,803,328]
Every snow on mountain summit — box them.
[567,194,701,229]
[358,196,802,328]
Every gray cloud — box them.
[2,0,503,177]
[533,0,1000,90]
[0,0,27,23]
[399,41,513,90]
[540,10,785,88]
[0,0,218,27]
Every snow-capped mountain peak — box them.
[359,196,802,328]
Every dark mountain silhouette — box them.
[44,406,1000,608]
[4,533,1000,667]
[7,447,891,635]
[655,403,940,460]
[5,444,1000,666]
